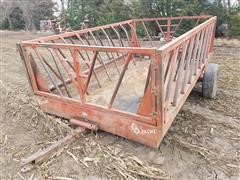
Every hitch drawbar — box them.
[21,119,98,172]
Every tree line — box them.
[0,0,55,31]
[1,0,239,37]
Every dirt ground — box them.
[0,31,239,180]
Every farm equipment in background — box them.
[40,17,67,34]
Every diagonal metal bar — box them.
[83,34,91,46]
[106,29,116,47]
[51,39,75,71]
[68,37,101,88]
[95,31,111,59]
[87,31,112,80]
[172,40,189,106]
[101,28,122,70]
[188,31,201,83]
[155,20,164,35]
[111,26,136,65]
[165,47,180,108]
[90,31,113,63]
[48,48,71,97]
[100,28,112,46]
[202,24,213,63]
[119,24,131,46]
[74,33,86,44]
[194,18,200,27]
[89,31,99,45]
[33,48,63,96]
[41,55,62,80]
[195,29,206,73]
[71,34,108,86]
[53,48,84,99]
[110,25,124,47]
[181,36,195,94]
[109,53,132,108]
[83,33,101,61]
[96,31,121,74]
[96,56,111,80]
[74,33,92,63]
[84,51,99,93]
[141,21,153,46]
[127,21,140,47]
[76,31,112,80]
[101,28,120,57]
[105,27,124,61]
[171,18,183,38]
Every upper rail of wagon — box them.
[22,16,213,44]
[157,16,216,55]
[20,42,157,55]
[23,19,133,43]
[134,15,212,22]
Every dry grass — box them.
[214,38,240,47]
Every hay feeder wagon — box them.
[18,16,218,148]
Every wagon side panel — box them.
[160,17,217,137]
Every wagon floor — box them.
[85,58,150,113]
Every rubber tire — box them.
[202,63,219,99]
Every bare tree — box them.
[4,0,54,31]
[0,1,15,30]
[222,0,227,8]
[17,0,36,31]
[0,0,36,30]
[227,0,231,9]
[60,0,67,30]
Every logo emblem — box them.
[131,123,140,134]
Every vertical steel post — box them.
[166,18,171,42]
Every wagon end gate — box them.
[18,16,217,148]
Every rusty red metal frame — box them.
[18,16,216,148]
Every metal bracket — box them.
[151,112,158,118]
[151,87,158,96]
[70,118,99,131]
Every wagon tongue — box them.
[20,125,90,172]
